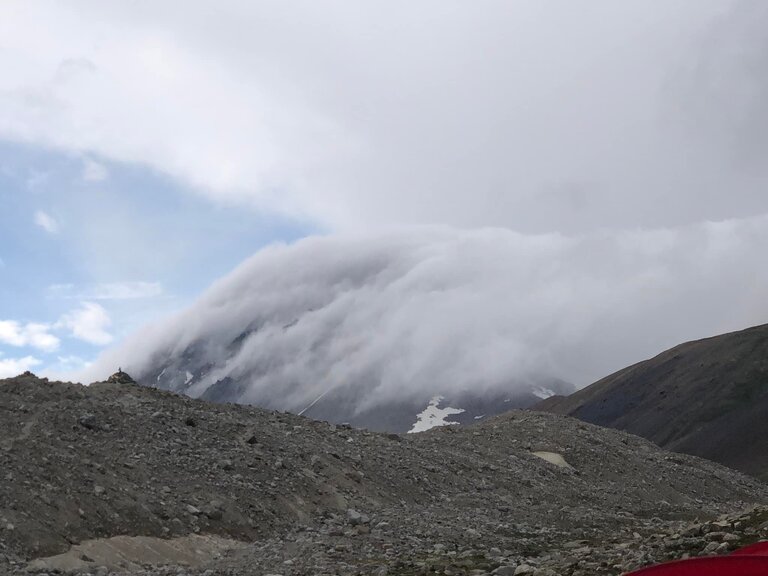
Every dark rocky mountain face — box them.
[3,373,768,575]
[141,334,575,433]
[535,323,768,480]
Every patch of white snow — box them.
[184,371,194,385]
[532,386,556,400]
[408,396,465,434]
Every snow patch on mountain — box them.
[409,396,466,434]
[532,386,556,400]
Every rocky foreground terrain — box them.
[2,372,768,576]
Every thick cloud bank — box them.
[84,219,768,413]
[3,1,768,232]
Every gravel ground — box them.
[2,372,767,575]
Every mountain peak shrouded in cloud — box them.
[83,218,768,425]
[4,2,768,572]
[2,1,768,400]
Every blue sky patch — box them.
[0,140,317,376]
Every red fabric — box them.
[624,556,768,575]
[733,542,768,557]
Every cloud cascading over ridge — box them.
[84,218,768,414]
[4,0,768,404]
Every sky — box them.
[0,142,311,377]
[2,1,768,388]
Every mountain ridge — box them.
[536,322,768,479]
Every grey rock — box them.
[346,509,370,526]
[78,414,99,430]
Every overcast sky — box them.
[1,1,767,385]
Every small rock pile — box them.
[106,370,136,385]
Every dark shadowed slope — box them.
[536,323,768,479]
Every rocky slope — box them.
[536,323,768,479]
[2,372,768,576]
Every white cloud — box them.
[57,302,113,346]
[34,210,59,234]
[6,0,768,409]
[48,281,163,300]
[0,303,114,359]
[81,157,108,181]
[0,1,767,233]
[84,215,768,414]
[0,355,41,378]
[0,320,60,352]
